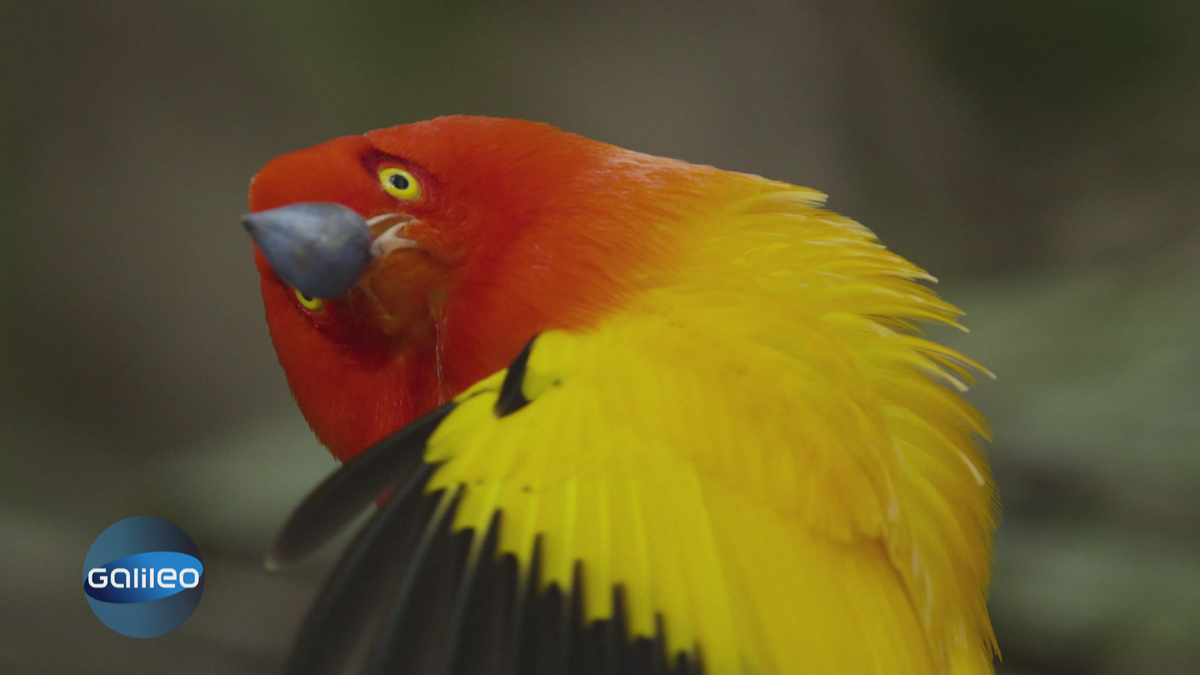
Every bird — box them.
[242,115,998,675]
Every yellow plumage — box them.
[419,184,997,673]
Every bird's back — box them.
[422,183,997,673]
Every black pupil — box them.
[300,292,314,302]
[389,173,409,191]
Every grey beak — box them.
[242,203,373,299]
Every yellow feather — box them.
[421,182,996,673]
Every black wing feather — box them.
[269,403,456,568]
[282,463,435,675]
[366,488,469,674]
[441,512,513,675]
[493,336,535,418]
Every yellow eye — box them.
[378,167,421,200]
[294,288,324,312]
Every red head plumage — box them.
[248,116,741,460]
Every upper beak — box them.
[242,203,373,299]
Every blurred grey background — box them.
[2,2,1198,673]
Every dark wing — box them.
[270,337,697,675]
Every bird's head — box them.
[245,116,729,461]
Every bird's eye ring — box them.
[294,288,324,312]
[379,167,421,200]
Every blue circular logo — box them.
[83,516,205,638]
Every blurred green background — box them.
[2,2,1198,673]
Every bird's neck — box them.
[298,341,443,464]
